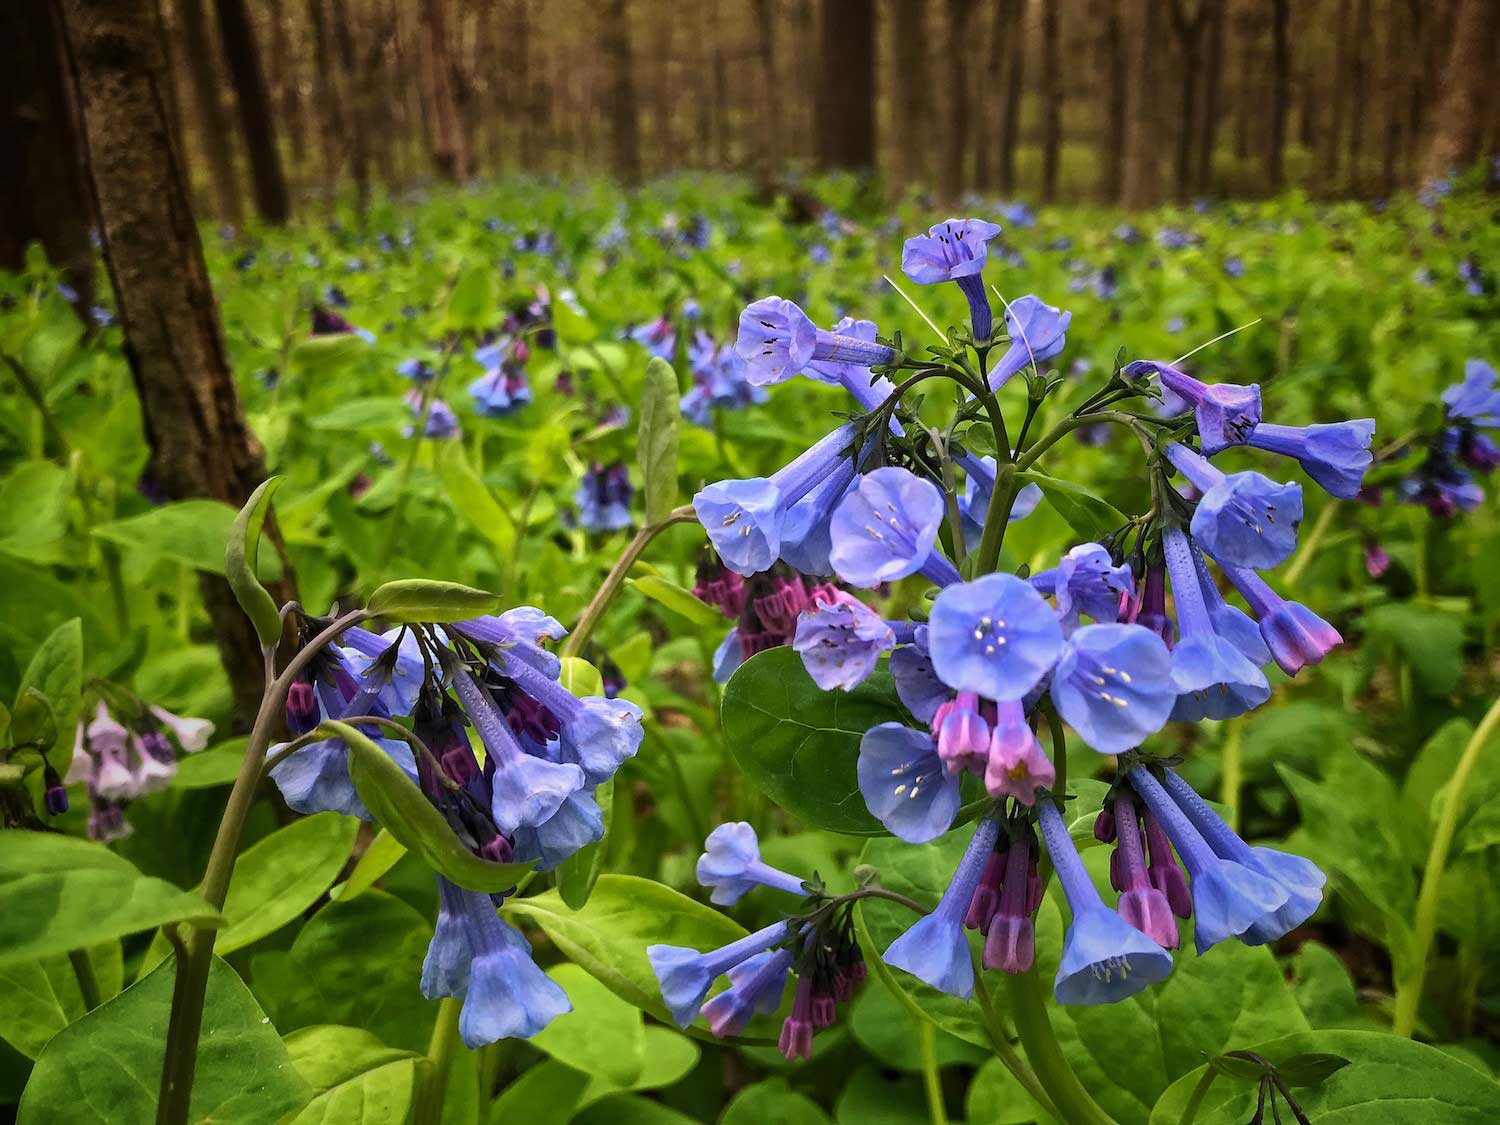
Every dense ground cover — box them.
[1,175,1499,1123]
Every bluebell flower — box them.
[792,595,907,690]
[1188,543,1270,666]
[977,831,1041,973]
[574,462,634,532]
[701,948,794,1037]
[405,392,461,440]
[1049,624,1176,754]
[989,296,1072,389]
[630,317,677,362]
[736,296,895,386]
[490,653,643,787]
[1222,565,1342,676]
[455,607,566,680]
[889,640,947,725]
[1224,257,1245,279]
[1165,317,1185,335]
[1038,801,1174,1004]
[1108,798,1180,950]
[883,819,1000,998]
[1157,227,1193,250]
[712,629,745,684]
[1030,543,1132,633]
[423,877,570,1046]
[778,467,858,577]
[510,789,605,871]
[469,366,532,418]
[828,467,960,588]
[398,358,437,382]
[696,822,807,905]
[1128,769,1289,953]
[901,218,1004,339]
[1244,419,1375,499]
[1160,770,1323,944]
[334,625,427,715]
[648,920,791,1028]
[1124,361,1261,456]
[928,574,1063,702]
[958,456,1042,549]
[984,702,1054,804]
[857,723,961,843]
[1441,360,1500,427]
[1166,444,1303,569]
[933,691,990,774]
[805,316,900,413]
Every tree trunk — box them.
[1122,0,1164,207]
[1040,0,1062,201]
[599,0,641,180]
[304,0,343,202]
[1166,1,1204,200]
[1096,0,1127,200]
[418,0,469,181]
[56,0,296,721]
[892,0,931,185]
[1420,0,1500,183]
[216,0,290,222]
[1267,0,1290,191]
[944,0,976,197]
[995,0,1025,194]
[264,0,304,176]
[1195,0,1225,193]
[0,0,96,311]
[816,0,875,170]
[1345,0,1370,193]
[752,0,779,172]
[329,0,375,211]
[174,0,243,224]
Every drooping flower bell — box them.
[1165,444,1303,570]
[978,828,1042,974]
[1124,361,1261,456]
[1029,543,1133,634]
[900,219,1003,341]
[1047,623,1176,754]
[1222,565,1343,676]
[988,296,1072,389]
[736,297,895,386]
[648,920,791,1028]
[984,702,1054,804]
[1107,795,1179,950]
[1244,419,1376,499]
[695,822,808,905]
[856,723,961,843]
[927,573,1063,702]
[792,595,910,691]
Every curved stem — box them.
[1281,501,1338,591]
[68,949,101,1012]
[1016,411,1148,472]
[1005,971,1117,1125]
[972,971,1060,1119]
[1221,718,1244,834]
[560,506,695,658]
[1393,693,1500,1037]
[415,997,463,1125]
[916,1017,949,1125]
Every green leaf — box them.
[627,575,724,627]
[96,499,283,582]
[332,829,408,903]
[722,646,907,835]
[1148,1030,1500,1124]
[332,721,531,893]
[13,616,82,770]
[0,461,73,561]
[0,831,219,967]
[530,963,646,1087]
[170,738,248,789]
[290,334,371,380]
[306,397,412,432]
[556,777,613,910]
[637,357,680,525]
[504,875,748,1027]
[445,265,497,330]
[17,956,311,1124]
[489,1027,698,1122]
[0,942,122,1059]
[225,478,285,648]
[1364,602,1465,696]
[723,1079,834,1125]
[214,812,358,954]
[282,1026,420,1125]
[1276,1052,1353,1087]
[436,442,516,555]
[966,1057,1059,1125]
[558,656,605,699]
[365,579,500,622]
[1016,469,1128,541]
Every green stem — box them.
[971,971,1060,1119]
[1,353,71,458]
[1393,693,1500,1037]
[415,997,463,1125]
[1221,718,1244,834]
[1178,1067,1219,1125]
[1005,971,1117,1125]
[657,731,707,844]
[1281,501,1338,591]
[559,506,695,659]
[916,1017,948,1125]
[973,461,1018,575]
[68,949,101,1012]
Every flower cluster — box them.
[1397,359,1500,516]
[64,698,215,842]
[573,461,634,532]
[468,336,533,418]
[659,214,1370,1052]
[692,555,852,684]
[680,329,767,427]
[269,608,642,1048]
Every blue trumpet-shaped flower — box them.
[792,595,905,691]
[648,920,790,1028]
[736,297,895,386]
[1441,360,1500,427]
[1049,623,1176,754]
[456,607,567,680]
[957,456,1042,550]
[1038,801,1173,1005]
[1222,566,1343,677]
[1128,769,1288,953]
[883,818,1000,999]
[857,723,961,843]
[1244,419,1375,500]
[1160,770,1324,944]
[805,316,900,413]
[989,296,1072,389]
[1166,444,1303,570]
[492,654,643,785]
[701,948,794,1037]
[829,467,960,588]
[696,822,807,905]
[334,626,427,716]
[778,462,860,577]
[889,641,947,725]
[1030,543,1132,634]
[1188,542,1270,666]
[928,574,1063,702]
[510,789,604,871]
[1124,361,1261,455]
[901,219,1003,339]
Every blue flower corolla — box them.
[1123,361,1261,456]
[778,456,859,577]
[957,455,1043,550]
[455,607,566,680]
[468,367,532,418]
[883,818,1000,999]
[985,702,1054,805]
[928,574,1064,702]
[1441,360,1500,426]
[701,948,795,1037]
[648,920,790,1028]
[1160,526,1270,721]
[900,218,1003,339]
[805,317,900,414]
[857,723,961,843]
[793,596,908,690]
[1030,543,1132,634]
[712,628,744,684]
[450,667,583,835]
[828,467,961,588]
[398,358,436,382]
[493,654,644,786]
[509,788,604,871]
[736,297,895,386]
[1128,769,1288,953]
[629,317,676,362]
[1244,419,1376,499]
[424,878,570,1046]
[335,625,427,716]
[1188,543,1269,666]
[696,822,807,905]
[405,393,461,440]
[694,422,859,575]
[1222,566,1343,677]
[1049,624,1176,754]
[988,296,1072,389]
[1160,770,1324,944]
[1037,801,1173,1005]
[889,639,946,725]
[1166,443,1303,569]
[574,462,634,532]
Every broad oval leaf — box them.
[365,579,500,622]
[214,812,359,954]
[331,829,407,902]
[531,962,647,1087]
[1016,469,1128,542]
[15,617,82,770]
[628,574,725,628]
[721,646,908,835]
[226,478,285,648]
[637,357,680,525]
[0,942,123,1059]
[283,1025,421,1125]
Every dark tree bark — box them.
[1122,0,1164,207]
[752,0,779,171]
[1322,0,1352,189]
[1267,0,1290,190]
[304,0,343,201]
[329,0,378,211]
[216,0,290,222]
[418,0,469,181]
[1421,0,1500,183]
[1096,0,1128,201]
[1195,0,1226,193]
[944,0,977,197]
[0,0,96,310]
[994,0,1025,194]
[1346,0,1370,193]
[599,0,641,180]
[264,0,304,173]
[891,0,931,184]
[1040,0,1062,201]
[56,0,295,720]
[174,0,243,224]
[816,0,875,170]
